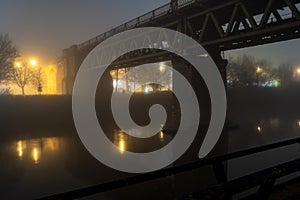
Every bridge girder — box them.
[60,0,300,94]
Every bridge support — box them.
[206,46,228,89]
[171,49,228,184]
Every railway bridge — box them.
[58,0,300,94]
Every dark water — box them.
[0,88,300,199]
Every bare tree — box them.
[0,34,18,81]
[10,62,32,95]
[31,67,44,94]
[227,55,278,87]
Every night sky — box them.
[1,0,300,67]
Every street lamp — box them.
[256,66,263,86]
[30,59,37,67]
[256,66,262,74]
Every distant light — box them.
[30,59,37,66]
[256,66,262,73]
[15,62,21,68]
[199,54,208,57]
[159,64,166,72]
[160,124,164,130]
[113,80,117,88]
[113,80,122,89]
[144,87,150,93]
[297,68,300,74]
[17,141,23,158]
[257,126,262,132]
[298,121,300,127]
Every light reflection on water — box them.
[113,129,167,154]
[9,118,300,168]
[227,117,300,182]
[1,117,299,199]
[14,137,60,165]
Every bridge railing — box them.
[77,0,199,50]
[178,0,195,8]
[38,136,300,199]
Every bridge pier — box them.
[205,46,228,89]
[171,49,228,183]
[171,47,228,122]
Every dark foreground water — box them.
[0,87,300,199]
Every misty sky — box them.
[1,0,300,67]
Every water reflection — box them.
[118,134,126,154]
[32,147,40,164]
[14,137,60,164]
[228,116,300,153]
[160,131,164,140]
[17,141,24,158]
[112,129,170,154]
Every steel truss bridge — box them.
[54,0,300,198]
[61,0,300,94]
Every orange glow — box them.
[30,59,37,66]
[31,147,40,164]
[298,121,300,127]
[257,126,262,133]
[17,141,23,158]
[119,139,125,154]
[297,68,300,74]
[14,137,61,163]
[256,67,262,73]
[46,65,57,94]
[45,138,58,151]
[15,62,21,68]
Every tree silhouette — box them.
[31,67,44,94]
[0,34,18,81]
[227,55,278,87]
[9,62,33,95]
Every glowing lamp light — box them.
[15,62,21,68]
[256,67,262,73]
[30,59,37,66]
[144,87,150,93]
[297,68,300,74]
[257,126,262,133]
